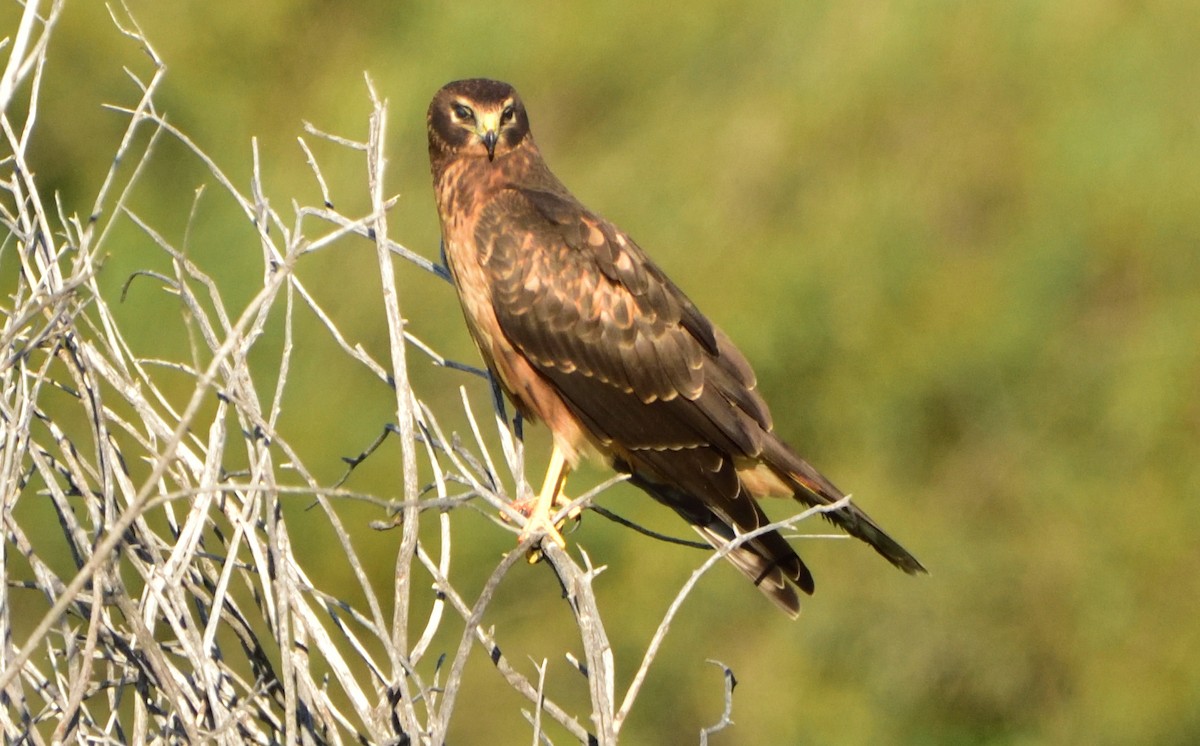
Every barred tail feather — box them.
[763,436,928,576]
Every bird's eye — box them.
[500,105,516,125]
[452,104,474,121]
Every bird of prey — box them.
[427,78,925,617]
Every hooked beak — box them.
[481,130,498,161]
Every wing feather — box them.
[480,188,769,456]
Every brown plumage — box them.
[427,78,925,617]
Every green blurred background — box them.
[9,0,1199,742]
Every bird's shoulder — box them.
[477,184,719,356]
[474,173,775,448]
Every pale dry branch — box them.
[613,496,853,735]
[0,7,845,744]
[699,660,737,745]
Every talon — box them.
[519,509,568,563]
[510,443,574,563]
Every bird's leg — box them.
[518,443,571,551]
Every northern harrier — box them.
[427,78,925,617]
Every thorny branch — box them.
[0,5,847,744]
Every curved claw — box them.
[519,508,568,562]
[515,443,574,562]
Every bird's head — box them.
[428,79,530,163]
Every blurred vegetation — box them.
[5,0,1197,742]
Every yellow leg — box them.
[518,443,571,550]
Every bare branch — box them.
[699,660,737,745]
[614,496,852,732]
[0,7,851,743]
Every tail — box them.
[624,472,814,619]
[689,512,812,619]
[763,436,927,576]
